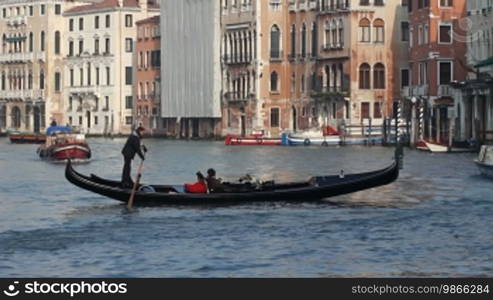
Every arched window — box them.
[290,24,296,57]
[270,25,280,59]
[40,71,45,90]
[331,20,337,46]
[373,19,385,43]
[311,22,317,57]
[301,23,306,58]
[324,21,330,48]
[359,18,371,42]
[338,20,344,47]
[11,106,21,129]
[0,105,6,128]
[54,31,60,54]
[359,63,371,89]
[373,63,385,89]
[270,71,278,92]
[29,32,33,52]
[1,72,5,90]
[40,31,45,51]
[325,65,331,90]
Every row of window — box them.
[68,38,113,56]
[1,4,59,18]
[1,71,45,91]
[68,14,133,31]
[407,0,455,12]
[137,81,160,99]
[138,50,161,69]
[68,66,113,87]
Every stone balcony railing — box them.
[438,84,453,97]
[6,15,27,27]
[68,85,112,97]
[1,89,44,99]
[0,52,35,63]
[412,85,429,96]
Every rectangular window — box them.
[105,38,110,54]
[69,19,74,32]
[126,116,133,125]
[361,102,370,119]
[79,18,84,31]
[439,61,452,84]
[439,24,452,44]
[125,67,132,85]
[54,72,61,92]
[125,14,133,27]
[69,41,74,56]
[80,68,84,86]
[270,107,280,128]
[94,116,98,125]
[374,102,382,119]
[79,40,84,55]
[29,6,33,16]
[106,67,110,85]
[105,96,109,110]
[55,4,61,15]
[105,15,110,28]
[87,64,91,86]
[96,67,100,85]
[94,39,99,54]
[125,38,133,52]
[401,69,409,87]
[41,4,45,15]
[401,22,409,42]
[70,69,74,87]
[125,96,133,109]
[95,16,99,29]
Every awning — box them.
[475,57,493,68]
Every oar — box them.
[127,159,144,210]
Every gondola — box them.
[65,149,402,206]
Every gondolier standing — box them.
[121,126,147,188]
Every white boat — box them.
[475,145,493,179]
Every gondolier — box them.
[121,126,147,188]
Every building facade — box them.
[404,0,468,144]
[63,0,159,136]
[220,0,409,138]
[452,0,493,144]
[0,0,89,133]
[134,15,165,136]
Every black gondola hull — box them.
[65,159,399,206]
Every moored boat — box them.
[417,140,475,153]
[65,149,401,206]
[8,131,46,144]
[37,126,91,163]
[225,134,281,146]
[475,145,493,179]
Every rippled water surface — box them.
[0,137,492,277]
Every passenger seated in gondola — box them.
[184,172,208,194]
[206,168,224,193]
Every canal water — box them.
[0,137,492,277]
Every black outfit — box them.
[121,132,145,187]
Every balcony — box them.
[412,85,428,96]
[0,90,44,100]
[68,85,111,97]
[35,52,46,62]
[438,85,453,97]
[319,3,350,14]
[224,92,255,102]
[0,52,34,63]
[401,86,411,98]
[222,54,253,65]
[6,16,27,27]
[269,50,283,62]
[289,0,296,11]
[308,0,318,10]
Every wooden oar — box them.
[127,159,144,210]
